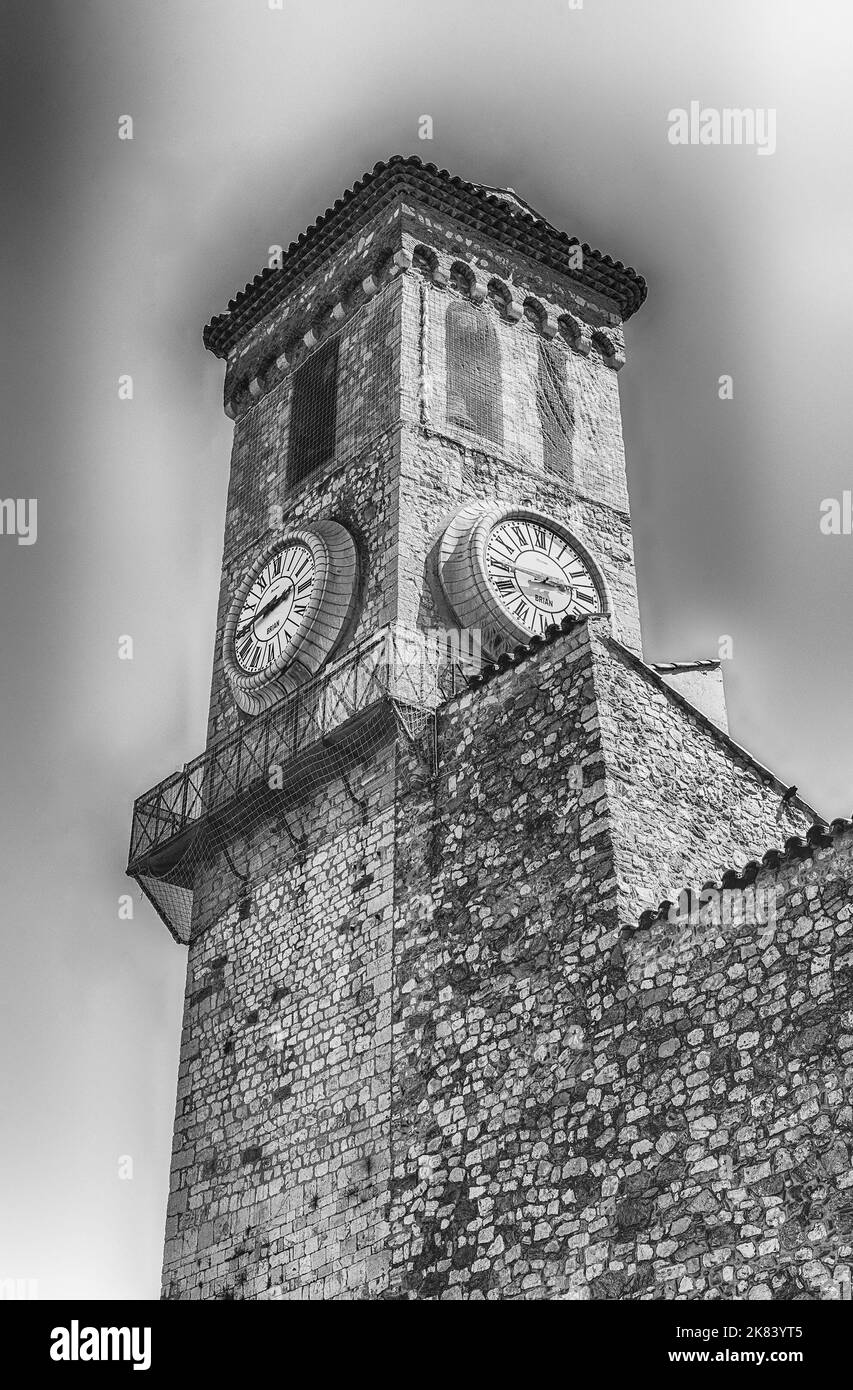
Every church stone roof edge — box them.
[461,617,841,946]
[461,614,823,825]
[653,660,721,673]
[634,819,853,936]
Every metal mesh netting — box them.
[127,627,451,944]
[442,289,574,480]
[286,337,340,489]
[536,336,574,482]
[445,299,503,447]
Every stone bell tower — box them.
[129,157,827,1302]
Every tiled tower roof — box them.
[203,155,647,358]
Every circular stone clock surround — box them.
[438,501,609,659]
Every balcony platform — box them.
[127,626,452,941]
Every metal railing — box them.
[127,625,453,871]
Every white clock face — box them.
[223,521,359,715]
[233,542,317,675]
[485,517,601,635]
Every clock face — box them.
[438,503,608,661]
[233,542,316,675]
[222,521,358,715]
[484,517,601,635]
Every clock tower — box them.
[130,157,821,1301]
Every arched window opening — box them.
[412,245,438,277]
[449,261,475,296]
[487,278,511,316]
[523,297,546,331]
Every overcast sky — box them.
[2,0,852,1298]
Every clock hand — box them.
[247,588,292,629]
[512,564,573,593]
[237,583,293,636]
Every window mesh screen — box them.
[536,336,574,482]
[287,337,340,488]
[445,300,503,447]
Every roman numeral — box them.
[491,530,518,558]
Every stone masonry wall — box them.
[590,625,814,929]
[387,621,619,1298]
[383,620,845,1299]
[611,829,853,1301]
[161,729,398,1300]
